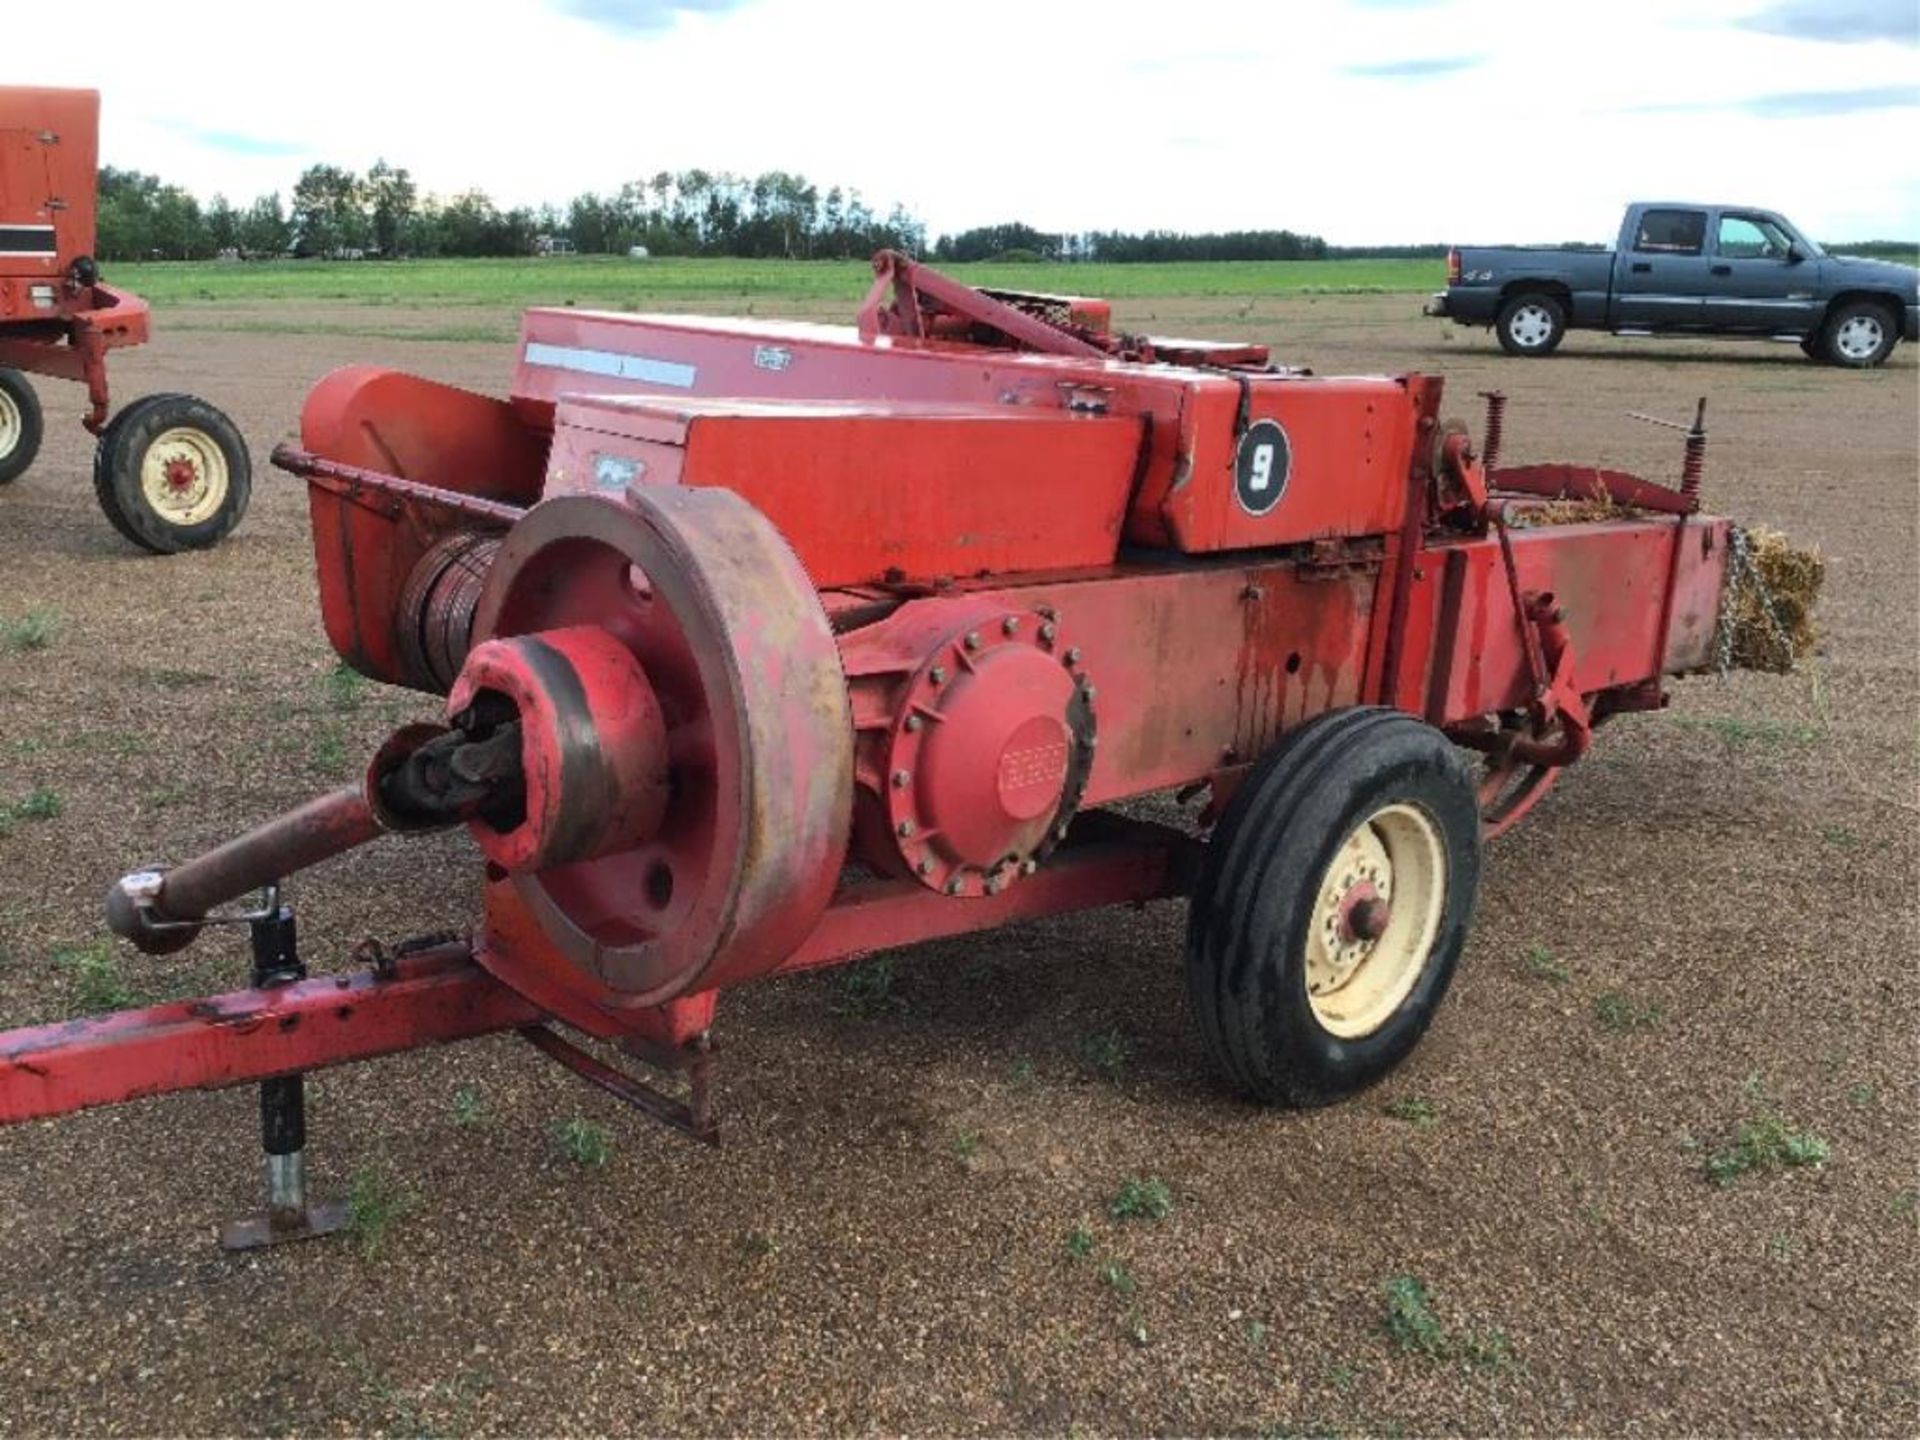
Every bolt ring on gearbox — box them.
[882,608,1095,897]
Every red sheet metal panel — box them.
[545,395,1143,587]
[1416,517,1731,722]
[908,558,1382,805]
[0,87,97,316]
[1142,376,1419,553]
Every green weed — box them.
[322,661,368,711]
[1098,1259,1136,1295]
[1383,1096,1437,1130]
[308,728,350,774]
[13,789,60,821]
[1381,1275,1445,1355]
[553,1117,613,1168]
[952,1130,982,1160]
[1110,1177,1174,1222]
[451,1085,486,1128]
[1592,990,1665,1033]
[1,610,57,653]
[1065,1224,1096,1260]
[1675,715,1818,747]
[1520,944,1570,983]
[1706,1111,1829,1187]
[1380,1275,1513,1370]
[347,1167,408,1258]
[55,940,132,1013]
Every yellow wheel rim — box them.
[0,387,20,461]
[139,426,229,527]
[1305,802,1447,1038]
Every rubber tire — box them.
[1494,292,1567,357]
[1817,299,1898,369]
[0,367,44,485]
[91,393,181,546]
[1186,707,1482,1107]
[93,393,251,553]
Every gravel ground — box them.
[0,290,1913,1437]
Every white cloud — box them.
[6,0,1916,242]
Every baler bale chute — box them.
[0,86,250,551]
[0,252,1802,1247]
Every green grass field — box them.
[108,254,1443,310]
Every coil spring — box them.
[1478,390,1507,473]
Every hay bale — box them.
[1727,526,1822,674]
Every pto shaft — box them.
[106,788,380,954]
[105,716,526,955]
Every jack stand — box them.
[220,901,348,1251]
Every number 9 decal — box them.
[1234,418,1292,516]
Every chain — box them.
[1716,525,1800,676]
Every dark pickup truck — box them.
[1425,202,1919,367]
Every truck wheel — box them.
[1818,300,1898,368]
[1186,707,1481,1107]
[93,394,251,553]
[0,368,44,485]
[1495,292,1567,357]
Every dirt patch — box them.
[0,294,1913,1437]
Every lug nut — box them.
[930,665,947,685]
[1003,616,1019,636]
[964,631,981,651]
[897,820,915,838]
[905,714,923,732]
[917,857,934,876]
[946,877,964,895]
[1020,859,1038,876]
[1040,622,1057,644]
[892,769,911,788]
[1065,646,1082,665]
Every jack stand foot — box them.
[221,1148,349,1252]
[221,902,347,1252]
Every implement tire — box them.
[1186,707,1482,1107]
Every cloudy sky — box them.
[11,0,1918,243]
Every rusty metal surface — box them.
[0,945,538,1126]
[107,788,383,951]
[545,394,1144,589]
[274,444,526,528]
[521,1025,718,1145]
[776,818,1194,976]
[469,490,853,1015]
[299,365,548,688]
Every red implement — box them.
[0,252,1759,1243]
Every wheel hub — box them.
[1511,306,1553,347]
[1837,316,1882,360]
[140,426,230,527]
[1305,803,1447,1038]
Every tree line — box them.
[95,160,1461,264]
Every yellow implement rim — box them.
[0,387,20,459]
[139,426,230,528]
[1305,802,1446,1039]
